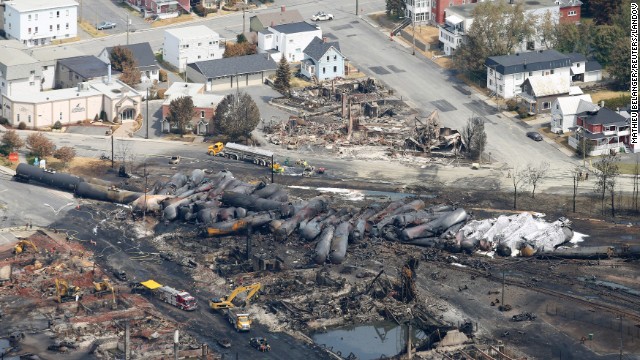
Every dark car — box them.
[250,337,271,352]
[526,132,543,141]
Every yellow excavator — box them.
[210,283,262,310]
[93,278,117,308]
[14,240,38,255]
[55,279,83,303]
[207,142,224,156]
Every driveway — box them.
[134,99,164,139]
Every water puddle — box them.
[312,321,427,359]
[289,186,435,202]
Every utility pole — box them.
[242,7,246,34]
[412,17,416,56]
[146,88,149,139]
[356,0,359,16]
[174,330,179,360]
[79,0,82,23]
[143,160,148,222]
[111,134,114,169]
[619,314,624,360]
[501,269,506,310]
[126,14,130,45]
[271,154,274,184]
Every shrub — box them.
[100,110,108,121]
[18,122,27,130]
[159,69,168,82]
[156,88,167,99]
[0,116,9,126]
[94,114,100,122]
[52,121,62,130]
[517,106,530,119]
[506,99,518,112]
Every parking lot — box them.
[78,0,150,36]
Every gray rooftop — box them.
[585,60,602,72]
[557,0,582,7]
[5,0,78,12]
[188,53,277,79]
[271,21,319,34]
[566,52,586,63]
[486,49,571,75]
[165,25,220,39]
[447,0,561,19]
[303,37,342,62]
[0,47,38,67]
[58,55,114,79]
[105,43,158,70]
[29,46,86,63]
[579,107,627,127]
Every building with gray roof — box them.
[186,53,277,91]
[250,7,304,32]
[98,42,160,83]
[56,55,118,89]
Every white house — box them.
[99,42,160,84]
[567,52,603,83]
[258,21,322,62]
[485,50,572,99]
[438,0,560,56]
[3,0,78,47]
[0,42,42,118]
[300,37,345,82]
[404,0,432,23]
[163,25,225,72]
[550,95,598,134]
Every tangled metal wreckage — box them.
[265,78,463,155]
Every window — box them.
[198,42,202,46]
[43,66,48,70]
[326,56,330,61]
[489,69,494,75]
[28,15,32,21]
[66,23,69,30]
[69,72,73,80]
[556,103,559,110]
[60,113,63,120]
[57,24,60,30]
[551,69,554,74]
[568,10,577,16]
[543,102,551,110]
[198,55,201,59]
[489,79,493,86]
[50,25,53,31]
[209,41,213,45]
[577,63,581,67]
[35,14,38,20]
[56,11,60,18]
[333,66,337,72]
[35,27,38,33]
[529,71,533,76]
[50,12,53,18]
[28,28,32,34]
[200,111,205,118]
[30,70,35,75]
[322,67,326,74]
[334,55,337,60]
[515,73,523,80]
[17,114,20,122]
[28,115,31,123]
[66,9,69,16]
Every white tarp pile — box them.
[460,213,574,257]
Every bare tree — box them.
[53,146,76,168]
[116,140,136,174]
[1,130,24,152]
[26,133,55,158]
[461,116,487,160]
[593,153,620,216]
[572,167,580,213]
[524,162,550,198]
[511,167,527,210]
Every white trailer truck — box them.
[218,143,274,167]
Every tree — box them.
[110,46,141,87]
[237,33,247,43]
[510,167,527,210]
[524,162,549,199]
[593,153,620,216]
[575,137,594,159]
[385,0,404,18]
[461,116,487,160]
[53,146,76,168]
[608,37,631,90]
[1,130,24,152]
[274,56,291,95]
[612,0,631,31]
[589,0,621,25]
[554,22,592,55]
[26,133,55,158]
[167,96,195,136]
[538,10,557,49]
[223,42,257,58]
[591,25,625,66]
[455,1,536,74]
[214,92,261,140]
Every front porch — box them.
[568,134,630,156]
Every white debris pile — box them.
[460,213,574,257]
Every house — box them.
[0,42,42,118]
[250,7,304,32]
[518,74,570,114]
[567,53,602,83]
[55,55,116,89]
[125,0,189,19]
[161,82,224,135]
[29,45,86,90]
[550,94,597,133]
[438,0,560,56]
[557,0,582,24]
[485,50,571,99]
[300,37,345,82]
[1,78,141,128]
[186,53,277,91]
[163,25,225,72]
[257,21,322,62]
[99,43,160,84]
[569,107,638,155]
[3,0,78,47]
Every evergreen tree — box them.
[274,56,291,95]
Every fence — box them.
[545,303,640,341]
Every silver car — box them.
[97,21,116,30]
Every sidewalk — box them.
[112,120,138,138]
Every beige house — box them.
[3,78,141,128]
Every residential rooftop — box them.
[188,53,277,79]
[579,107,628,126]
[0,47,39,67]
[304,37,342,62]
[164,82,205,98]
[251,9,304,29]
[486,49,571,75]
[58,55,113,79]
[165,25,220,39]
[7,79,138,103]
[5,0,79,12]
[104,43,158,69]
[447,0,561,19]
[28,46,85,63]
[271,21,319,34]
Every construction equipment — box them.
[55,279,82,303]
[93,279,116,307]
[207,142,224,156]
[272,163,284,174]
[13,240,38,255]
[226,308,252,331]
[250,337,271,352]
[139,280,197,311]
[209,282,261,310]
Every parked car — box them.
[249,337,271,352]
[217,338,231,349]
[97,21,116,30]
[311,12,334,21]
[169,156,181,164]
[526,132,543,141]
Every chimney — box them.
[281,5,285,12]
[271,21,275,27]
[107,62,112,84]
[599,101,604,108]
[323,37,328,43]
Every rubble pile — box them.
[135,169,579,263]
[265,79,462,158]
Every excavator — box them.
[93,279,117,308]
[55,279,83,303]
[13,240,38,255]
[209,283,261,310]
